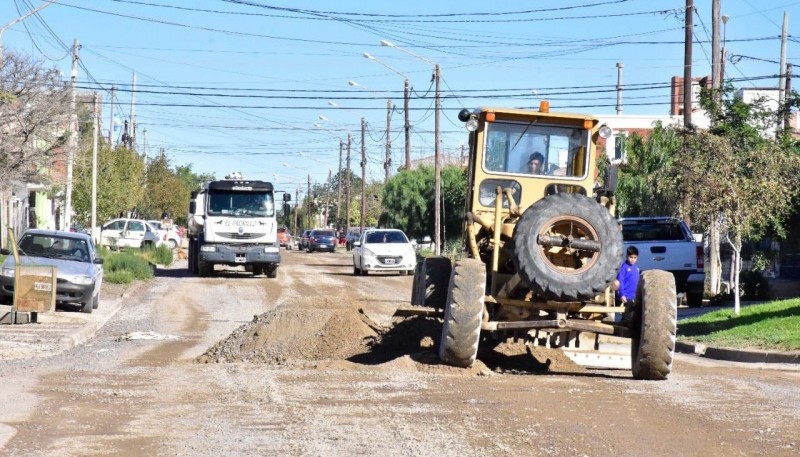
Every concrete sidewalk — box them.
[0,282,142,360]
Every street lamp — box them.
[363,52,412,172]
[349,79,393,183]
[0,0,59,66]
[379,39,442,256]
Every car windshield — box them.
[19,234,91,262]
[365,231,408,244]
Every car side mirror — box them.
[283,203,291,216]
[283,193,291,202]
[189,201,196,214]
[94,257,104,265]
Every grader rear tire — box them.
[422,256,452,310]
[512,193,623,300]
[631,270,678,380]
[439,258,486,368]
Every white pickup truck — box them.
[619,217,705,307]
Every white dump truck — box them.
[187,172,290,278]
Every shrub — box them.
[103,250,154,282]
[140,244,173,266]
[105,270,135,284]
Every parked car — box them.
[307,229,337,253]
[0,229,104,313]
[345,227,375,251]
[352,228,416,276]
[277,226,293,249]
[99,218,162,249]
[299,230,313,251]
[147,220,182,249]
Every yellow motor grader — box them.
[409,102,677,380]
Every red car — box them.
[277,227,292,247]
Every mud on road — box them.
[1,249,799,456]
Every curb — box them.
[55,281,143,354]
[675,341,800,364]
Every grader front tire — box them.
[631,270,678,381]
[439,258,486,368]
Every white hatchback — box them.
[100,218,163,249]
[352,229,416,276]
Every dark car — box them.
[307,229,337,253]
[299,230,313,251]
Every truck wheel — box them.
[198,261,212,277]
[423,256,452,310]
[265,265,278,278]
[631,270,677,381]
[512,193,623,300]
[686,292,703,308]
[439,258,486,368]
[252,266,263,276]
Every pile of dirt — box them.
[197,304,382,364]
[197,297,584,375]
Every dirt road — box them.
[1,249,799,456]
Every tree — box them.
[72,144,145,226]
[140,154,191,223]
[616,123,683,217]
[379,165,466,241]
[663,130,800,314]
[0,51,70,189]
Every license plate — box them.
[318,244,327,248]
[34,282,53,291]
[235,257,246,263]
[385,258,395,264]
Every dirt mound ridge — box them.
[197,305,381,364]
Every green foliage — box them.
[102,250,154,282]
[379,165,466,241]
[72,144,145,227]
[140,154,191,222]
[678,298,800,350]
[140,244,174,266]
[616,124,682,217]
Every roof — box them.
[21,229,92,241]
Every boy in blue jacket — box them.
[616,246,640,307]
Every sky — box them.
[2,0,798,199]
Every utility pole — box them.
[324,169,332,227]
[404,79,411,170]
[433,64,442,255]
[307,174,311,228]
[711,0,721,92]
[294,186,300,236]
[683,0,694,129]
[142,128,148,161]
[91,93,99,242]
[779,12,789,105]
[337,139,343,229]
[108,85,115,145]
[385,98,392,182]
[64,38,79,231]
[360,117,366,233]
[345,134,352,235]
[616,62,624,115]
[785,63,793,133]
[129,72,137,150]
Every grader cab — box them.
[410,103,677,380]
